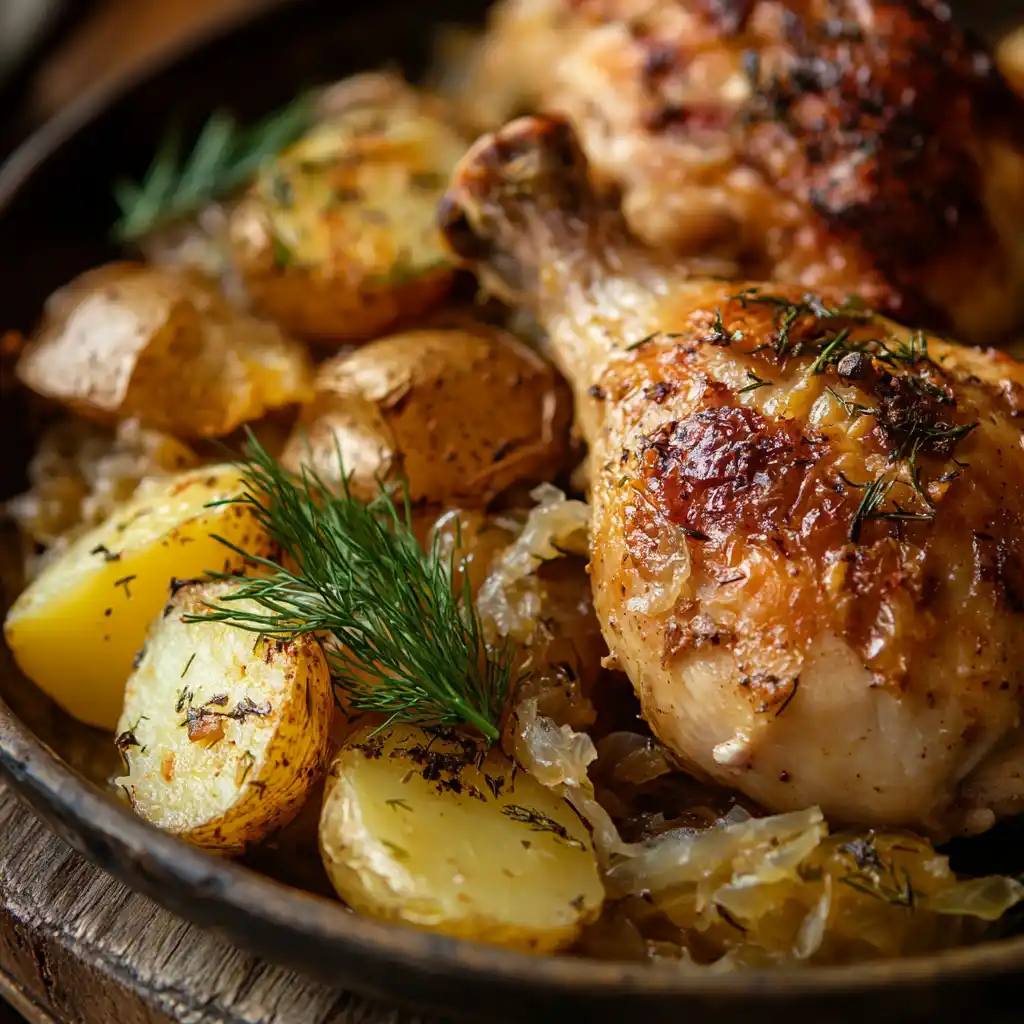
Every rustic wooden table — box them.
[0,779,448,1024]
[3,2,1024,1022]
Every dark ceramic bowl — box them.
[2,1,1024,1021]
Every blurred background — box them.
[2,0,1024,150]
[0,0,266,156]
[1,0,1023,163]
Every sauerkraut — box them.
[478,482,589,644]
[5,418,198,577]
[513,690,1023,966]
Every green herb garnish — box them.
[500,805,584,849]
[187,433,513,742]
[837,837,921,909]
[737,370,772,394]
[112,94,315,242]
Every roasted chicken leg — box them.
[440,114,1024,838]
[453,0,1024,344]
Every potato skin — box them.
[281,326,572,506]
[15,262,313,438]
[226,74,467,344]
[116,580,333,855]
[3,464,274,730]
[319,722,603,952]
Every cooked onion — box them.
[477,483,589,644]
[512,703,1024,966]
[5,418,198,577]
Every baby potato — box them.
[281,327,572,506]
[226,73,467,344]
[15,262,313,438]
[116,579,333,855]
[319,722,603,952]
[3,464,274,730]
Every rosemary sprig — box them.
[186,434,513,742]
[112,94,316,242]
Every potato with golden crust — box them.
[115,579,333,855]
[3,464,275,730]
[227,73,467,345]
[15,262,313,438]
[319,722,603,951]
[280,326,572,507]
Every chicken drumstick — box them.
[440,114,1024,839]
[457,0,1024,344]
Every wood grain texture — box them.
[0,782,452,1024]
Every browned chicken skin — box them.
[457,0,1024,343]
[440,113,1024,838]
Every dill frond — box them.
[186,433,513,742]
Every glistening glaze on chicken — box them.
[440,113,1024,838]
[456,0,1024,344]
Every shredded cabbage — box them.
[477,483,589,644]
[515,703,1024,966]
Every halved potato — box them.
[319,722,603,951]
[281,326,572,506]
[115,579,333,855]
[3,463,274,730]
[15,262,313,438]
[226,73,467,344]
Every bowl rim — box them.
[1,0,1023,1008]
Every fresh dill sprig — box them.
[185,433,513,742]
[826,386,875,419]
[846,471,937,543]
[112,94,316,242]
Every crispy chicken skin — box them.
[440,114,1024,838]
[458,0,1024,344]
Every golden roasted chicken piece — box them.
[998,25,1024,97]
[457,0,1024,343]
[440,114,1024,839]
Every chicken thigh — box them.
[440,113,1024,839]
[456,0,1024,344]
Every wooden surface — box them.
[0,779,454,1024]
[2,2,1023,1023]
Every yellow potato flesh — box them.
[320,723,604,952]
[116,580,333,855]
[3,464,272,730]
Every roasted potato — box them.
[3,464,274,730]
[15,262,313,438]
[281,327,572,506]
[116,579,333,855]
[226,74,467,344]
[319,722,603,951]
